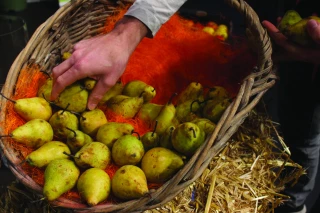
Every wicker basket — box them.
[0,0,275,212]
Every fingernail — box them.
[87,103,96,110]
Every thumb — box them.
[307,19,320,44]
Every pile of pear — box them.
[1,71,231,206]
[278,10,320,47]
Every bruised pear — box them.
[79,109,107,137]
[49,110,79,139]
[107,95,143,119]
[172,122,205,157]
[43,159,80,201]
[141,147,184,183]
[112,135,145,166]
[111,165,149,200]
[77,168,111,206]
[98,81,124,105]
[96,122,134,149]
[191,118,216,135]
[122,80,156,103]
[26,141,70,168]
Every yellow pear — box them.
[107,95,144,119]
[278,10,302,32]
[98,81,124,105]
[79,109,107,137]
[37,78,53,101]
[122,80,156,103]
[176,82,203,105]
[49,110,79,139]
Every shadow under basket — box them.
[0,0,275,212]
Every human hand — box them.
[262,19,320,63]
[51,16,148,110]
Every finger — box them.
[52,57,74,80]
[307,19,320,44]
[87,78,114,110]
[262,20,288,45]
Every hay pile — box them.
[0,109,305,213]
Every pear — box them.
[37,78,53,101]
[74,142,111,169]
[84,78,97,90]
[141,147,184,183]
[205,86,230,101]
[26,141,71,168]
[49,110,79,139]
[175,99,201,123]
[202,98,231,123]
[107,95,144,119]
[112,134,145,166]
[153,93,177,135]
[141,121,159,151]
[122,80,156,103]
[191,118,216,135]
[0,94,52,121]
[176,82,203,105]
[55,81,89,113]
[77,168,111,206]
[278,10,302,32]
[283,16,320,47]
[172,122,206,157]
[43,158,80,201]
[136,103,163,125]
[66,128,93,153]
[9,119,53,148]
[159,126,175,150]
[96,122,134,149]
[98,81,124,106]
[111,165,149,200]
[79,109,107,137]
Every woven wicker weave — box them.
[0,0,275,212]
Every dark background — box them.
[0,0,320,212]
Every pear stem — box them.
[152,88,156,92]
[30,197,46,203]
[139,91,146,98]
[132,131,141,140]
[190,100,201,113]
[0,93,16,103]
[152,120,158,136]
[168,92,178,105]
[66,127,77,137]
[63,151,79,159]
[0,134,12,138]
[60,103,70,114]
[189,127,196,138]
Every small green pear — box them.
[278,10,302,32]
[83,78,97,90]
[172,122,206,157]
[176,82,203,105]
[79,109,108,137]
[37,78,53,101]
[98,81,124,106]
[10,119,53,148]
[111,165,149,200]
[191,118,216,135]
[77,168,111,206]
[141,147,184,183]
[159,126,175,150]
[122,80,156,103]
[49,110,79,139]
[66,128,93,153]
[107,95,144,119]
[43,158,80,201]
[74,142,111,169]
[26,141,71,168]
[141,121,159,151]
[96,122,134,149]
[55,81,89,113]
[136,103,163,125]
[175,99,201,123]
[202,98,231,123]
[112,135,145,166]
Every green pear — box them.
[141,147,184,183]
[96,122,134,149]
[172,122,206,157]
[111,165,149,200]
[202,98,231,123]
[98,81,124,105]
[66,128,93,154]
[122,80,156,103]
[112,135,145,166]
[79,109,108,137]
[77,168,111,206]
[14,97,52,121]
[136,103,163,125]
[153,94,177,135]
[191,118,216,135]
[83,78,97,90]
[74,142,111,169]
[176,82,203,105]
[141,122,159,151]
[159,126,175,150]
[26,141,71,168]
[37,78,53,101]
[107,95,144,119]
[43,158,80,201]
[278,10,302,32]
[49,110,79,139]
[55,81,89,113]
[175,99,201,123]
[10,119,53,148]
[205,86,230,101]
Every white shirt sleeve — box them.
[125,0,188,37]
